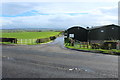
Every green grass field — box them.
[1,31,60,39]
[0,31,60,45]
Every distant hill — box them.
[1,28,66,31]
[1,28,65,33]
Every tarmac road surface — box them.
[2,36,118,78]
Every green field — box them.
[1,31,60,39]
[0,31,60,45]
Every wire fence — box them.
[65,40,90,49]
[74,42,90,49]
[65,39,120,50]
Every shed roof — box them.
[67,26,87,31]
[87,24,120,30]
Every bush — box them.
[91,43,100,49]
[50,36,56,40]
[101,42,117,50]
[0,38,17,43]
[36,38,50,43]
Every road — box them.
[2,36,118,78]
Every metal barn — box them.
[64,24,120,49]
[88,24,120,42]
[64,26,88,42]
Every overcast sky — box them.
[0,0,119,29]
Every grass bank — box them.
[65,45,120,55]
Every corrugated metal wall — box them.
[65,25,120,43]
[65,27,88,42]
[89,25,120,40]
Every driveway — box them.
[2,36,118,78]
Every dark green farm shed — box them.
[65,24,120,42]
[64,26,88,42]
[88,24,120,41]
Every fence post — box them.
[83,42,85,48]
[32,39,34,44]
[25,39,27,44]
[117,40,120,50]
[34,39,35,44]
[21,39,22,44]
[85,42,86,48]
[79,42,81,48]
[15,39,17,44]
[33,39,35,44]
[87,42,89,49]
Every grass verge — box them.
[65,45,120,55]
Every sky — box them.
[0,0,119,29]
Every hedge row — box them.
[36,35,58,44]
[0,38,17,43]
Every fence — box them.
[74,41,90,49]
[116,40,120,50]
[65,40,90,49]
[65,39,120,50]
[17,39,37,44]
